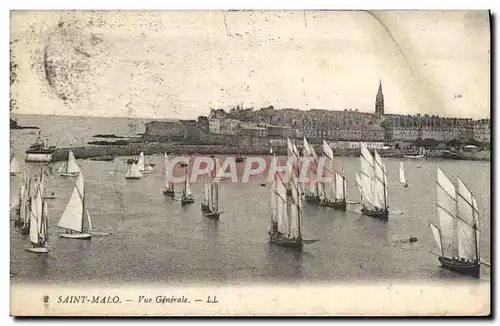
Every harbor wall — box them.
[51,144,491,162]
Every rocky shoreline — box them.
[51,143,491,162]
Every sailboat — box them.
[319,140,347,211]
[181,175,194,206]
[429,168,482,278]
[162,153,175,196]
[302,138,321,204]
[404,146,426,159]
[58,150,81,177]
[137,152,154,173]
[201,162,223,219]
[13,173,29,228]
[125,160,143,180]
[359,143,389,219]
[399,162,408,187]
[10,155,20,176]
[269,161,318,251]
[57,172,92,239]
[26,183,50,253]
[235,145,245,163]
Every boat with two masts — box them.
[138,152,154,173]
[26,181,50,253]
[269,159,318,251]
[201,163,223,219]
[359,143,389,219]
[429,168,483,278]
[319,140,347,211]
[302,137,322,204]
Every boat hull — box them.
[14,220,24,227]
[163,190,175,197]
[361,207,389,219]
[203,211,220,220]
[305,195,321,204]
[60,172,78,177]
[44,195,56,199]
[320,200,347,211]
[60,233,92,240]
[125,176,141,180]
[438,256,480,278]
[235,157,245,163]
[10,172,18,176]
[181,198,194,206]
[26,246,50,253]
[269,234,303,250]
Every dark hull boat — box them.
[14,220,24,227]
[201,203,210,212]
[438,256,480,278]
[203,210,221,220]
[304,194,321,204]
[320,199,347,211]
[361,207,389,219]
[269,232,303,251]
[163,189,175,197]
[181,197,194,206]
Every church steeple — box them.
[375,79,384,115]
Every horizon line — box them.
[10,108,491,121]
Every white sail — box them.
[86,209,92,232]
[41,200,49,242]
[271,176,278,223]
[275,173,288,234]
[322,140,334,161]
[58,162,67,173]
[203,179,210,206]
[359,143,375,206]
[10,155,20,174]
[436,168,458,257]
[456,177,480,261]
[185,177,192,196]
[213,180,219,212]
[137,152,145,171]
[429,221,443,254]
[29,206,39,244]
[355,172,363,200]
[34,184,44,234]
[289,175,301,239]
[399,162,406,185]
[269,147,273,155]
[373,150,387,210]
[66,151,81,173]
[457,218,477,260]
[126,162,143,179]
[57,172,85,232]
[335,174,345,201]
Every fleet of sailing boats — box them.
[11,140,490,278]
[58,150,81,177]
[138,152,154,173]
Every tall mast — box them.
[81,185,85,233]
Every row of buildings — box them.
[143,82,490,148]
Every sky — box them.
[10,10,490,120]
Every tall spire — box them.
[375,79,384,115]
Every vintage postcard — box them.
[9,10,490,316]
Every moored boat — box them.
[181,175,194,206]
[319,140,347,211]
[26,181,50,253]
[162,153,175,197]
